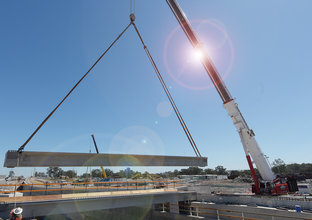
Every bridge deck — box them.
[0,188,177,203]
[0,189,197,218]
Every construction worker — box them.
[9,207,23,220]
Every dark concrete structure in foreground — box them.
[0,189,196,219]
[4,151,207,168]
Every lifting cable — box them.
[130,16,201,157]
[130,0,135,15]
[17,23,132,153]
[17,12,202,158]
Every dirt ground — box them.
[187,179,252,194]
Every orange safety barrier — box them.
[0,180,185,194]
[0,184,185,194]
[0,179,183,187]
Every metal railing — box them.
[159,203,312,220]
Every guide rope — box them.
[17,23,132,153]
[130,18,201,157]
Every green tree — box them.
[173,169,180,177]
[104,169,114,178]
[299,163,312,173]
[47,167,63,178]
[118,170,125,178]
[35,172,47,177]
[272,158,286,174]
[91,169,102,178]
[179,167,203,175]
[63,170,77,178]
[204,168,216,174]
[118,168,135,178]
[241,169,252,177]
[228,170,240,179]
[215,166,227,175]
[286,163,300,174]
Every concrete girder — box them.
[4,151,207,168]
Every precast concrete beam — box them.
[4,151,207,168]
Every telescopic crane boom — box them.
[166,0,290,194]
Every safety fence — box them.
[158,203,312,220]
[0,180,185,195]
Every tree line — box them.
[35,158,312,180]
[40,165,229,180]
[272,158,312,178]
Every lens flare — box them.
[110,126,165,156]
[193,47,204,61]
[163,19,234,90]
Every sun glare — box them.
[193,48,204,60]
[190,46,206,64]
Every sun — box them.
[190,45,207,65]
[193,47,204,61]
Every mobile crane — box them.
[166,0,297,195]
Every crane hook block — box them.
[130,13,136,22]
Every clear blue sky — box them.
[1,0,311,176]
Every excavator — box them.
[166,0,298,195]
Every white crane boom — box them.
[166,0,276,187]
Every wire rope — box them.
[131,21,201,157]
[16,13,201,158]
[17,23,132,153]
